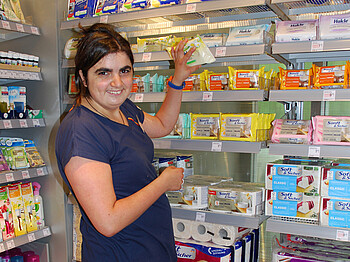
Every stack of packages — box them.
[0,0,25,23]
[153,152,193,178]
[271,116,350,145]
[169,175,262,261]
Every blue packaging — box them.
[74,0,97,19]
[95,0,119,16]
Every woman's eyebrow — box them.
[120,65,132,71]
[94,67,112,74]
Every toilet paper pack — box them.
[321,165,350,198]
[266,190,320,221]
[320,197,350,229]
[173,218,192,239]
[175,239,233,262]
[266,159,323,194]
[190,221,215,242]
[212,224,250,246]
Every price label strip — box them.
[19,119,28,128]
[323,90,336,101]
[31,26,39,35]
[28,233,36,242]
[6,240,15,250]
[211,141,222,152]
[3,120,12,129]
[43,227,51,237]
[6,173,14,182]
[32,119,41,127]
[100,15,109,23]
[22,170,30,179]
[308,146,321,158]
[186,3,197,13]
[1,21,11,30]
[134,93,144,103]
[36,167,45,176]
[215,47,226,57]
[0,243,5,253]
[202,92,213,101]
[195,212,206,222]
[16,23,24,32]
[336,229,349,241]
[311,41,324,52]
[142,53,152,62]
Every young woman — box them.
[55,23,201,261]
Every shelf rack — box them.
[0,227,51,253]
[266,218,350,242]
[0,118,45,129]
[0,20,40,42]
[269,143,350,158]
[269,89,350,102]
[0,166,48,185]
[153,139,266,153]
[172,207,268,229]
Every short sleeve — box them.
[122,98,145,123]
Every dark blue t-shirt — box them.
[55,98,176,262]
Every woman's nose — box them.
[111,74,122,87]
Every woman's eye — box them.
[98,71,108,76]
[121,68,131,74]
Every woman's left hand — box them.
[170,39,202,86]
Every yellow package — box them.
[313,62,349,89]
[206,72,229,91]
[229,67,265,89]
[184,73,206,91]
[190,113,220,140]
[279,67,312,90]
[263,69,275,90]
[219,113,259,141]
[8,184,27,237]
[20,182,37,232]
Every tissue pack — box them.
[266,159,322,193]
[226,24,270,46]
[271,119,312,144]
[319,13,350,40]
[321,165,350,198]
[279,68,312,90]
[313,63,349,89]
[275,20,318,42]
[228,67,264,89]
[266,190,320,221]
[190,113,220,140]
[320,197,350,228]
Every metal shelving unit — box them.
[153,139,266,153]
[0,20,40,42]
[0,227,51,253]
[0,118,45,129]
[269,89,350,102]
[0,166,48,184]
[266,218,350,242]
[269,143,350,158]
[172,207,268,229]
[0,64,42,84]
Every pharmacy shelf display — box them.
[0,166,48,185]
[0,118,45,129]
[0,20,40,42]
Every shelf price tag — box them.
[142,53,152,62]
[1,21,11,30]
[36,168,45,176]
[19,119,28,128]
[134,93,144,103]
[215,47,226,57]
[32,119,41,127]
[211,141,222,152]
[202,91,213,101]
[5,173,14,182]
[308,146,321,158]
[195,212,205,222]
[336,229,349,241]
[99,15,108,24]
[16,23,25,32]
[43,227,51,236]
[311,41,324,52]
[186,3,197,13]
[28,233,36,242]
[6,240,15,250]
[323,90,336,101]
[3,120,12,129]
[22,170,30,179]
[31,26,39,35]
[0,243,5,253]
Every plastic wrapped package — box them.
[279,68,313,90]
[94,0,118,16]
[319,13,350,40]
[150,0,181,8]
[73,0,97,19]
[275,19,318,42]
[64,38,79,59]
[205,71,229,91]
[200,33,227,47]
[190,113,220,140]
[183,74,205,91]
[271,119,312,144]
[229,67,265,89]
[67,0,76,20]
[162,113,190,139]
[119,0,149,12]
[226,24,271,46]
[313,62,349,89]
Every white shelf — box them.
[172,207,268,229]
[266,218,350,242]
[0,21,40,42]
[0,166,48,185]
[0,227,51,252]
[269,89,350,102]
[269,143,350,158]
[0,118,45,129]
[153,139,266,153]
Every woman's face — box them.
[81,52,133,111]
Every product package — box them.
[266,159,323,194]
[94,0,118,16]
[183,73,206,91]
[23,140,45,168]
[0,148,9,171]
[266,190,320,221]
[271,119,312,144]
[137,35,180,53]
[8,86,26,118]
[205,71,229,91]
[2,137,29,170]
[67,0,76,20]
[168,36,216,66]
[161,113,190,139]
[8,184,27,237]
[226,24,271,46]
[320,197,350,228]
[228,67,265,89]
[180,181,208,209]
[176,155,193,178]
[312,115,350,145]
[0,0,21,22]
[321,165,350,198]
[150,0,181,8]
[119,0,149,12]
[73,0,97,19]
[64,38,79,59]
[0,186,14,241]
[200,33,227,47]
[279,68,313,90]
[190,113,220,140]
[9,0,25,23]
[68,74,78,95]
[319,13,350,40]
[20,182,37,232]
[313,63,349,89]
[275,20,318,42]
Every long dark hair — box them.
[74,23,134,104]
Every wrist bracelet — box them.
[168,76,186,90]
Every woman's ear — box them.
[79,70,87,87]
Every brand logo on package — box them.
[176,245,196,259]
[197,118,215,126]
[325,120,348,128]
[277,166,301,176]
[284,120,305,125]
[227,118,247,126]
[217,191,237,200]
[238,72,255,78]
[278,192,303,201]
[335,170,350,181]
[335,201,350,211]
[332,18,349,24]
[239,29,252,34]
[290,23,304,27]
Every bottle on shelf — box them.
[32,182,44,229]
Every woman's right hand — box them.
[159,166,184,192]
